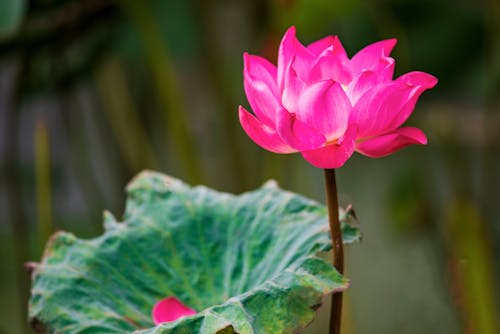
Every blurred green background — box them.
[0,0,499,333]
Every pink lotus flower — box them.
[238,26,437,168]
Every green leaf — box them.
[29,171,361,333]
[0,0,25,38]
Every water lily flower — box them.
[152,297,197,325]
[239,26,437,168]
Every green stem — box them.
[118,0,204,184]
[95,57,159,172]
[34,117,54,251]
[192,0,248,190]
[324,168,344,334]
[4,56,30,332]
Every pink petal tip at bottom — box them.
[355,127,427,158]
[301,126,357,168]
[238,106,295,153]
[152,297,197,325]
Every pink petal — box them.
[244,54,281,125]
[351,70,436,138]
[309,47,352,85]
[239,106,296,153]
[345,56,395,104]
[152,297,197,325]
[296,80,351,140]
[301,126,357,168]
[331,36,349,62]
[350,39,397,73]
[386,71,438,130]
[277,26,314,91]
[276,108,326,151]
[398,71,438,88]
[243,53,278,93]
[307,35,348,62]
[345,70,379,104]
[350,81,409,138]
[355,127,427,158]
[281,57,307,113]
[376,56,395,81]
[307,35,335,56]
[243,78,281,126]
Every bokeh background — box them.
[0,0,499,333]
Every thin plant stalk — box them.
[192,0,248,190]
[34,118,54,250]
[95,57,159,172]
[447,200,499,334]
[58,93,107,234]
[324,168,344,334]
[4,56,30,332]
[118,0,204,184]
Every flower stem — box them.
[324,168,344,334]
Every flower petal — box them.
[239,106,296,153]
[399,70,438,88]
[350,39,397,73]
[243,53,278,93]
[309,47,352,85]
[307,35,348,62]
[387,71,438,129]
[307,35,335,56]
[296,80,351,140]
[276,108,325,151]
[350,81,409,137]
[355,127,427,158]
[376,56,395,81]
[244,54,282,125]
[244,79,281,126]
[301,126,357,168]
[152,297,197,325]
[345,70,379,104]
[281,57,307,113]
[277,26,314,91]
[351,70,436,138]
